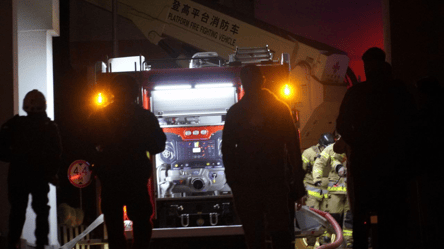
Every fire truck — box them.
[85,0,352,246]
[94,46,293,231]
[93,47,345,248]
[85,0,353,149]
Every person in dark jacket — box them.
[412,76,444,248]
[336,48,416,249]
[222,65,305,249]
[0,90,62,249]
[87,74,166,249]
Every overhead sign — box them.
[68,160,92,188]
[167,0,240,48]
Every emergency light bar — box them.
[154,84,192,90]
[154,83,234,90]
[151,87,237,117]
[194,83,233,88]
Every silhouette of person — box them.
[336,47,388,216]
[413,76,444,248]
[0,90,62,249]
[87,74,166,249]
[222,65,305,249]
[336,47,416,249]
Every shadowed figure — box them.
[0,90,62,249]
[87,74,166,249]
[336,47,416,249]
[222,65,306,249]
[412,76,444,248]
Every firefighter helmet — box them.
[23,90,47,113]
[319,133,335,147]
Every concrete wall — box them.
[0,0,60,248]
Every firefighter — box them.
[302,133,335,210]
[87,74,166,249]
[313,142,353,247]
[222,64,305,249]
[0,90,62,249]
[301,133,334,247]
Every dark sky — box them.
[255,0,384,81]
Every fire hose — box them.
[309,207,344,249]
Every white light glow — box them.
[97,93,103,104]
[284,84,291,96]
[108,56,145,72]
[154,84,192,90]
[194,83,233,88]
[153,87,235,101]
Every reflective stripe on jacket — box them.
[313,143,347,194]
[302,145,321,184]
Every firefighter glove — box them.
[336,164,346,177]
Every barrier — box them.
[59,214,105,249]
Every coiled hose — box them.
[309,208,344,249]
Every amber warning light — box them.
[281,84,293,98]
[95,93,104,106]
[94,91,112,107]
